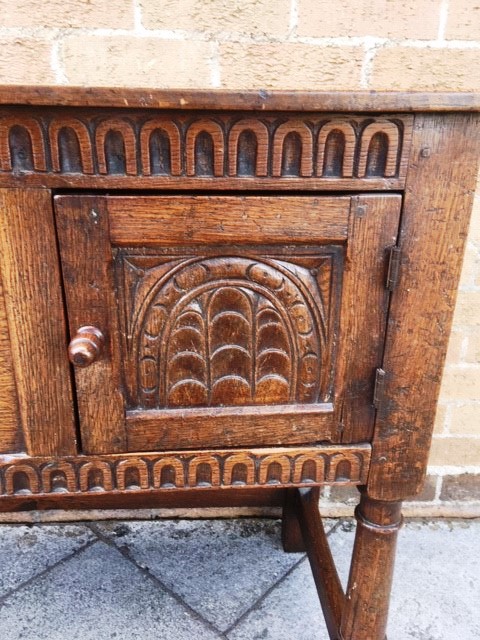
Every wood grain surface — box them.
[108,196,350,245]
[126,405,336,451]
[336,194,401,443]
[368,113,480,500]
[0,268,22,452]
[54,196,126,454]
[0,443,371,497]
[0,189,76,456]
[0,86,478,111]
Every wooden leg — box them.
[281,488,306,552]
[340,490,403,640]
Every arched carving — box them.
[358,121,400,177]
[140,119,182,176]
[41,462,76,493]
[188,456,220,487]
[327,453,362,483]
[79,461,113,491]
[0,446,371,496]
[317,120,356,177]
[228,119,269,176]
[259,455,291,484]
[4,464,40,494]
[116,458,149,490]
[127,256,324,408]
[152,457,186,488]
[95,119,137,175]
[0,109,413,183]
[293,454,327,484]
[0,117,46,171]
[223,454,256,485]
[272,120,313,177]
[0,111,411,182]
[49,119,94,173]
[186,119,224,176]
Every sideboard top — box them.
[0,86,479,112]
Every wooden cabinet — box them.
[0,87,478,639]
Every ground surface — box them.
[0,517,478,639]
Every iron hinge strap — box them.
[373,368,387,409]
[386,245,402,291]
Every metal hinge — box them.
[386,245,402,291]
[373,368,386,409]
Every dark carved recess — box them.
[0,109,412,183]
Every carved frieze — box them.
[0,109,413,187]
[0,445,371,497]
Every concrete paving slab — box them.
[227,558,328,639]
[324,519,480,640]
[227,519,480,640]
[0,518,477,639]
[226,521,352,640]
[96,518,304,632]
[0,523,94,598]
[390,519,480,640]
[0,540,222,640]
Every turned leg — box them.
[340,490,403,640]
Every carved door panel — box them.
[54,194,401,454]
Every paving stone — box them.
[1,518,477,639]
[327,519,480,639]
[0,524,95,597]
[329,519,480,640]
[227,519,480,639]
[0,541,222,640]
[227,522,352,639]
[328,484,360,505]
[227,559,327,639]
[389,519,480,639]
[97,518,304,632]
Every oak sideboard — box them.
[0,87,479,639]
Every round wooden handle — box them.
[68,326,105,367]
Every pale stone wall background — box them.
[0,0,479,513]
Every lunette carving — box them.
[0,110,412,183]
[0,116,47,171]
[357,120,400,178]
[317,119,356,177]
[95,118,137,175]
[78,461,114,492]
[140,118,182,176]
[272,120,314,177]
[0,445,371,496]
[49,118,94,174]
[4,463,40,494]
[41,462,77,493]
[228,119,269,176]
[186,118,225,176]
[118,250,338,410]
[116,458,150,490]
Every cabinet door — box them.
[55,194,401,454]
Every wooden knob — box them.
[68,326,105,367]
